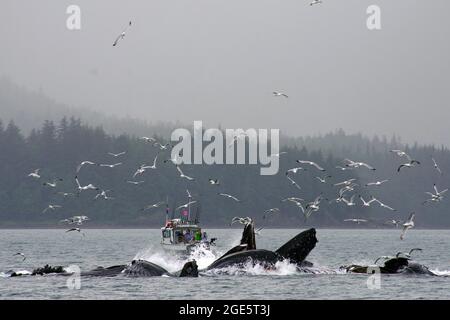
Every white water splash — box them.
[430,269,450,276]
[132,244,222,273]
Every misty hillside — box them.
[0,114,449,228]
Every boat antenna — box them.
[165,195,169,224]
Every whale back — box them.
[124,260,169,277]
[275,228,318,265]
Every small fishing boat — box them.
[160,196,216,254]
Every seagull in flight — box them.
[365,179,389,187]
[395,248,422,259]
[230,216,252,226]
[344,159,376,170]
[133,163,154,178]
[57,192,75,198]
[263,208,281,219]
[153,142,172,151]
[286,167,306,175]
[140,137,156,143]
[286,174,301,190]
[359,195,377,207]
[112,21,132,47]
[344,219,367,224]
[400,213,415,240]
[14,253,26,261]
[142,201,166,211]
[126,180,145,185]
[75,176,99,193]
[76,161,98,173]
[94,190,114,200]
[60,216,89,225]
[432,157,442,175]
[42,178,63,188]
[423,184,448,204]
[42,204,62,213]
[316,174,332,183]
[397,160,421,172]
[108,152,126,157]
[390,149,411,159]
[341,195,356,206]
[28,169,41,179]
[310,0,322,5]
[99,163,122,168]
[176,166,195,181]
[208,179,220,186]
[176,201,197,211]
[304,195,323,221]
[273,91,289,98]
[335,166,352,171]
[218,193,240,202]
[374,199,396,211]
[296,160,325,171]
[282,197,305,212]
[334,178,357,187]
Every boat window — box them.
[162,230,171,238]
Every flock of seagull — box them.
[230,149,446,241]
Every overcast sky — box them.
[1,0,449,145]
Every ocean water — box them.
[1,228,450,300]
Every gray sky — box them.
[1,0,449,145]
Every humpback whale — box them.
[206,221,318,271]
[342,255,436,276]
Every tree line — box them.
[0,117,449,228]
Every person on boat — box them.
[201,232,208,242]
[194,230,202,242]
[184,229,192,243]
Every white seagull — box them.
[176,201,197,211]
[431,157,442,175]
[100,162,122,168]
[296,160,326,171]
[126,180,145,185]
[344,159,376,170]
[423,184,448,204]
[75,176,99,193]
[310,0,322,5]
[286,167,306,175]
[142,201,166,211]
[359,195,377,207]
[208,179,220,186]
[286,174,301,190]
[316,175,332,183]
[365,179,389,187]
[28,169,41,179]
[344,219,367,224]
[42,204,62,213]
[76,161,98,173]
[108,152,126,157]
[112,21,132,47]
[374,199,396,211]
[273,91,289,98]
[334,178,357,187]
[176,166,195,181]
[42,178,63,188]
[218,193,240,202]
[400,213,415,240]
[94,190,114,200]
[230,216,252,226]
